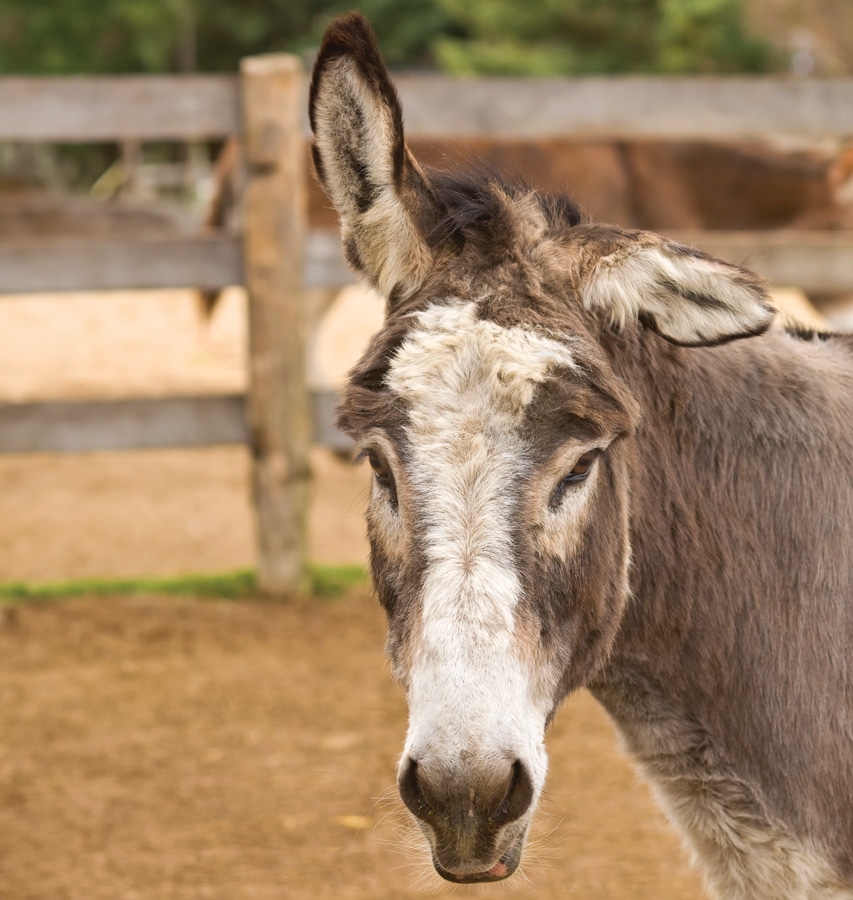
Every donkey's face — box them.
[311,14,773,884]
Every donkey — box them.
[310,13,853,898]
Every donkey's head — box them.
[310,13,773,883]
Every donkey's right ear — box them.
[309,12,437,302]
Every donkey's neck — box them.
[601,327,853,700]
[590,326,853,895]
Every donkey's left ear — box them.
[309,12,438,302]
[581,230,775,346]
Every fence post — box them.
[240,54,310,596]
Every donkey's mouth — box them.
[431,837,523,884]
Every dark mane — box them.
[783,323,834,342]
[425,165,585,250]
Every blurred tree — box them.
[0,0,778,76]
[0,0,306,74]
[434,0,780,75]
[0,0,457,74]
[194,0,335,71]
[0,0,182,74]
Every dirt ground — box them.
[0,287,707,898]
[0,593,703,900]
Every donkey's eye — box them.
[364,449,399,510]
[549,450,600,509]
[366,449,391,485]
[566,450,599,483]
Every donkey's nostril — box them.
[399,756,433,821]
[491,760,534,827]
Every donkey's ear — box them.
[581,230,775,346]
[309,13,437,302]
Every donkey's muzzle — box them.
[398,756,534,882]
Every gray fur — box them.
[312,13,853,897]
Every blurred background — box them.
[1,0,851,584]
[0,2,851,898]
[2,0,851,192]
[4,0,852,78]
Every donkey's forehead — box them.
[385,300,577,422]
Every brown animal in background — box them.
[310,13,853,899]
[406,138,848,232]
[306,135,853,233]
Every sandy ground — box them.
[0,444,370,583]
[0,592,702,900]
[1,283,848,899]
[0,287,374,583]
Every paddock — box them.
[2,63,853,898]
[0,276,699,900]
[0,588,711,900]
[0,279,845,899]
[2,66,853,593]
[0,282,701,899]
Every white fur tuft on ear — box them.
[582,240,775,346]
[309,14,434,301]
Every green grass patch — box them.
[0,564,368,604]
[308,563,369,598]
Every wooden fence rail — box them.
[2,75,853,142]
[392,76,853,140]
[0,75,240,142]
[0,235,244,293]
[0,392,346,455]
[1,229,852,297]
[2,67,853,592]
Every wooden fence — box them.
[0,59,309,596]
[1,65,852,592]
